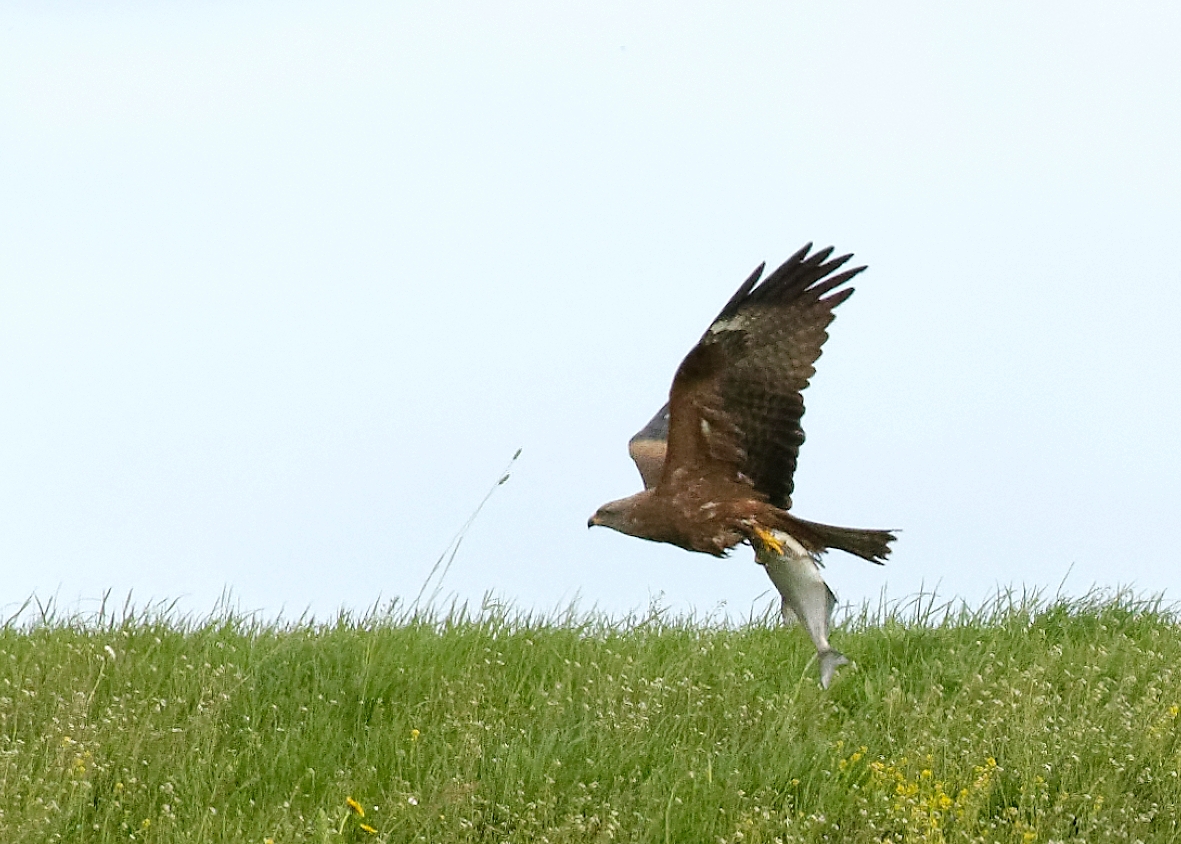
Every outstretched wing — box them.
[658,243,865,508]
[628,404,669,489]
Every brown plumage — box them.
[588,243,895,563]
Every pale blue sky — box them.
[2,2,1179,620]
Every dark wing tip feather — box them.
[715,262,765,321]
[814,251,853,279]
[807,264,865,304]
[820,286,855,310]
[743,246,863,310]
[806,245,836,266]
[807,276,851,302]
[786,242,813,266]
[825,264,867,287]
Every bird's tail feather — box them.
[780,514,896,564]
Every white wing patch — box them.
[708,315,748,334]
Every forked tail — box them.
[781,514,896,564]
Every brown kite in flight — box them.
[588,244,895,683]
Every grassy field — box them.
[2,591,1179,843]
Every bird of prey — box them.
[588,243,896,686]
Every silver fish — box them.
[756,529,848,689]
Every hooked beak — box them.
[588,514,600,529]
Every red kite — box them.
[588,244,896,685]
[589,243,895,562]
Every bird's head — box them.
[587,493,649,538]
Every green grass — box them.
[2,590,1180,843]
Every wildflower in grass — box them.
[360,823,377,834]
[407,796,419,806]
[864,752,1000,838]
[346,797,365,817]
[410,728,420,741]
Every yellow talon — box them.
[752,526,786,555]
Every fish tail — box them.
[818,648,849,689]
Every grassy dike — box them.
[1,592,1179,843]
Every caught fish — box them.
[755,529,848,689]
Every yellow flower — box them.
[359,823,377,834]
[346,797,365,817]
[410,728,420,741]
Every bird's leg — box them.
[751,525,786,556]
